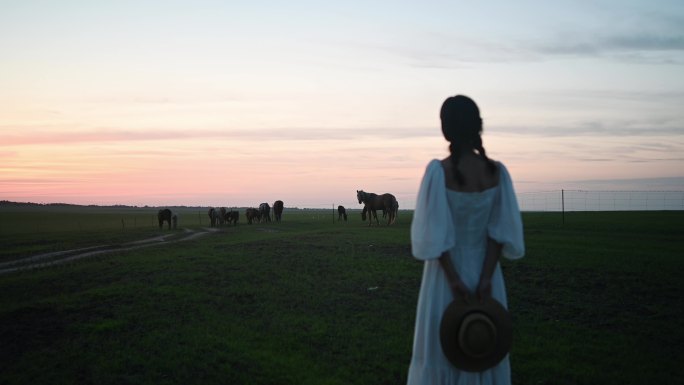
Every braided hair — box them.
[440,95,496,184]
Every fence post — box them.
[561,189,565,225]
[332,203,335,224]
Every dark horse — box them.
[245,208,260,224]
[357,190,397,226]
[337,205,347,222]
[225,210,239,226]
[361,204,377,223]
[273,200,284,223]
[158,208,176,230]
[259,203,271,223]
[384,199,399,223]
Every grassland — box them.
[0,206,682,385]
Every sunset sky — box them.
[1,0,683,208]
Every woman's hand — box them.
[451,279,472,302]
[439,251,471,301]
[476,277,492,302]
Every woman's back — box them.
[441,152,501,249]
[446,185,497,251]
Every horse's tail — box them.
[391,198,399,224]
[382,194,398,225]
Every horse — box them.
[389,199,399,223]
[379,197,399,224]
[337,205,348,222]
[208,207,221,227]
[245,208,260,224]
[357,190,396,226]
[157,208,176,230]
[225,210,239,226]
[218,207,228,226]
[362,201,397,223]
[273,200,284,223]
[259,203,271,223]
[361,204,379,224]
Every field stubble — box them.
[0,208,682,384]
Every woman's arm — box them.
[439,251,471,301]
[477,238,503,301]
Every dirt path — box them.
[0,227,217,276]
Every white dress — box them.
[408,159,525,385]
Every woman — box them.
[408,95,525,385]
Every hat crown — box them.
[458,312,497,358]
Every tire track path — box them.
[0,228,218,276]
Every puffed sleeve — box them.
[488,162,525,259]
[410,160,456,260]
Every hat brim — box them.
[440,297,513,372]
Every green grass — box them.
[1,208,682,384]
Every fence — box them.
[517,190,684,212]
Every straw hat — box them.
[439,296,513,372]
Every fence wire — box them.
[517,190,684,212]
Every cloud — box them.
[0,178,81,184]
[488,120,684,138]
[383,36,539,68]
[7,119,674,153]
[387,5,684,68]
[0,126,437,146]
[390,32,684,69]
[565,176,684,189]
[537,34,684,64]
[529,6,684,63]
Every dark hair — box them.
[440,95,496,184]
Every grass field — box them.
[0,206,682,385]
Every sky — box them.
[1,0,683,209]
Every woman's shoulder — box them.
[424,159,445,175]
[416,159,446,185]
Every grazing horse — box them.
[337,205,348,222]
[361,204,379,224]
[157,208,176,230]
[259,202,271,223]
[245,208,260,224]
[273,200,284,223]
[357,190,396,226]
